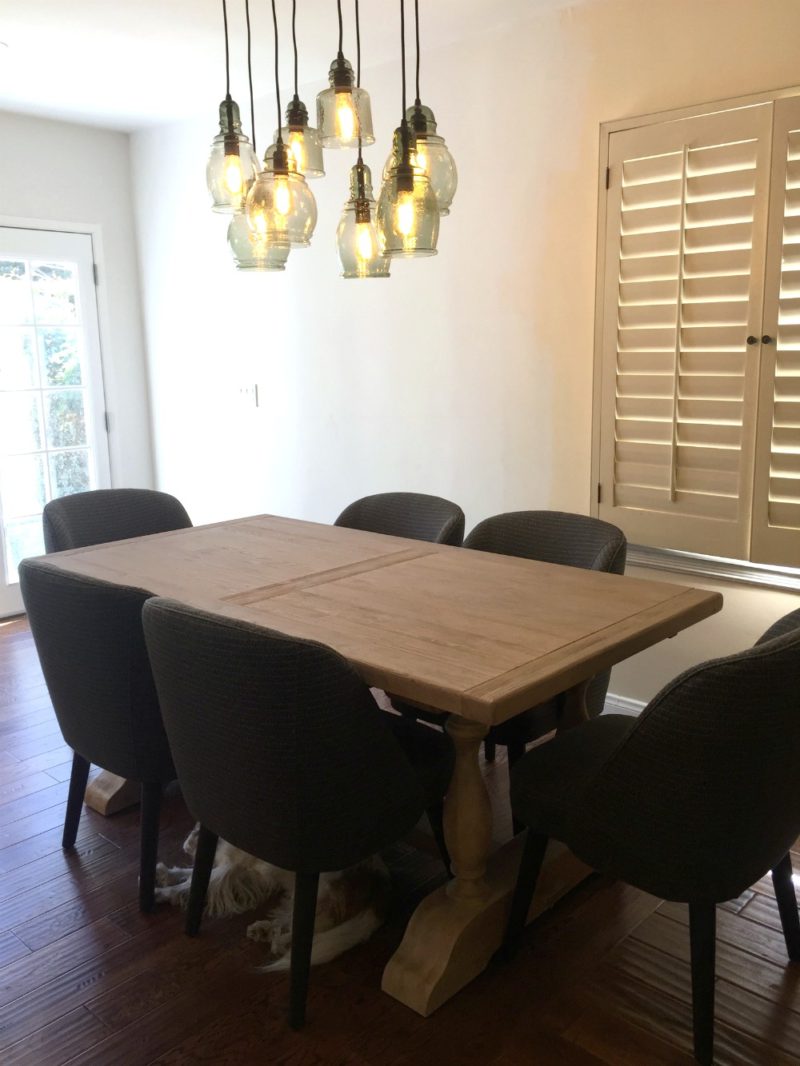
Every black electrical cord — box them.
[355,0,361,86]
[246,0,256,152]
[337,0,344,58]
[292,0,299,97]
[355,0,363,165]
[414,0,421,106]
[271,0,282,144]
[400,0,406,117]
[222,0,231,97]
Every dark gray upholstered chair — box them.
[43,487,192,553]
[334,492,465,546]
[463,511,627,769]
[502,609,800,1065]
[18,559,175,912]
[141,598,455,1029]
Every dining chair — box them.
[501,609,800,1065]
[463,511,627,768]
[334,492,465,546]
[141,597,455,1029]
[18,558,176,912]
[43,487,192,552]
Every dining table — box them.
[41,512,723,1015]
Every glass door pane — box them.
[0,228,110,616]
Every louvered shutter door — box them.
[752,97,800,566]
[598,104,772,558]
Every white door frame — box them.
[0,220,112,616]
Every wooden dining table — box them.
[42,512,723,1015]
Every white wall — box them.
[130,0,800,703]
[0,110,154,488]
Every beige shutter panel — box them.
[751,97,800,567]
[598,104,772,558]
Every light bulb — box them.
[223,152,244,195]
[356,222,375,262]
[335,92,357,143]
[274,176,291,217]
[287,130,307,173]
[413,145,428,175]
[395,191,416,237]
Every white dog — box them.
[155,827,390,969]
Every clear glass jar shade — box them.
[377,170,439,258]
[337,205,390,278]
[276,125,325,178]
[227,212,290,271]
[412,134,457,216]
[206,133,260,214]
[317,86,375,149]
[245,161,317,248]
[382,136,456,217]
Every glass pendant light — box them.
[337,164,390,278]
[402,0,457,216]
[275,0,324,178]
[245,0,317,252]
[377,0,439,258]
[336,0,388,279]
[227,0,288,272]
[316,0,374,149]
[206,0,259,213]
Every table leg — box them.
[381,714,590,1015]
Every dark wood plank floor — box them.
[1,615,798,1064]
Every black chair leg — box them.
[771,852,800,962]
[498,830,549,962]
[289,871,320,1030]
[484,738,496,762]
[427,801,451,876]
[689,902,716,1066]
[186,825,219,936]
[62,752,90,849]
[507,741,527,836]
[138,782,162,913]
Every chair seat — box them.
[510,714,634,838]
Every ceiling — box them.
[0,0,577,131]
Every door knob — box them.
[762,335,774,344]
[746,335,758,345]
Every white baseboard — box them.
[603,692,646,716]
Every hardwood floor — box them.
[0,616,798,1064]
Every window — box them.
[593,92,800,568]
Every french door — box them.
[0,227,110,617]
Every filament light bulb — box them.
[223,152,244,194]
[356,222,375,262]
[274,176,291,217]
[287,130,307,173]
[335,92,357,143]
[395,191,416,237]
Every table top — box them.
[43,513,723,725]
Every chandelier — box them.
[205,0,456,276]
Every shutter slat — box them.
[684,221,753,252]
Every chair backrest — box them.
[142,598,428,873]
[334,492,465,546]
[464,511,627,716]
[43,488,192,553]
[579,612,800,902]
[18,559,174,784]
[464,510,626,574]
